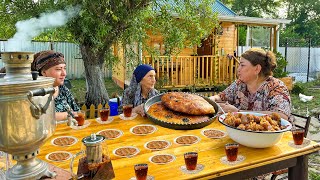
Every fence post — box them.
[307,38,311,82]
[284,38,288,72]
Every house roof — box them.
[218,15,291,26]
[212,0,236,16]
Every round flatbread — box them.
[174,135,200,145]
[52,136,77,146]
[150,154,175,164]
[46,151,71,162]
[161,92,215,115]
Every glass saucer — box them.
[70,120,90,130]
[220,155,245,165]
[96,116,114,124]
[119,113,138,120]
[129,175,154,180]
[180,164,204,174]
[288,138,311,149]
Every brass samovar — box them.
[0,52,57,179]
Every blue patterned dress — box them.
[54,85,80,112]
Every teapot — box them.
[70,134,115,180]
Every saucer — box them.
[288,138,311,149]
[119,113,138,120]
[70,120,90,130]
[96,116,114,124]
[180,164,205,174]
[129,175,155,180]
[220,155,245,165]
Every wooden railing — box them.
[143,55,239,90]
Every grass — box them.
[70,78,124,104]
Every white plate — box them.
[113,146,140,158]
[130,175,155,180]
[149,154,176,165]
[97,129,123,140]
[119,113,138,120]
[130,124,157,135]
[174,135,200,146]
[144,140,171,151]
[51,136,78,146]
[70,120,90,130]
[201,129,227,139]
[96,116,114,124]
[45,151,72,162]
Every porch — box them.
[143,55,239,90]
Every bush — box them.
[273,51,289,78]
[291,82,306,95]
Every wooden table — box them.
[38,115,320,180]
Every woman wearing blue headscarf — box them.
[122,64,159,116]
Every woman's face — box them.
[42,64,67,87]
[140,70,156,91]
[237,58,260,83]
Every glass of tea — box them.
[292,128,305,145]
[134,163,148,180]
[225,143,239,162]
[74,110,86,126]
[184,152,198,170]
[99,107,110,121]
[123,104,133,117]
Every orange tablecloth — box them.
[38,115,320,179]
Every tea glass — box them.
[74,110,86,126]
[292,129,305,145]
[99,107,110,121]
[184,152,198,170]
[123,104,133,117]
[134,164,148,180]
[225,143,239,162]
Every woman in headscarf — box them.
[31,50,80,121]
[122,64,159,116]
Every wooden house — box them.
[112,0,290,91]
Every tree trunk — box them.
[80,45,109,108]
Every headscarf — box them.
[133,64,154,83]
[31,50,65,75]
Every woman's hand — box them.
[133,104,145,117]
[219,102,239,113]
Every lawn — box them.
[70,78,124,104]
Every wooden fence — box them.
[143,55,239,90]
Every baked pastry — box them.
[114,147,138,157]
[150,154,174,164]
[147,102,210,124]
[145,140,170,150]
[47,152,71,161]
[52,136,76,146]
[131,125,156,135]
[202,129,226,138]
[175,135,199,145]
[98,129,122,139]
[161,92,215,115]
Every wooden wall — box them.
[216,22,238,57]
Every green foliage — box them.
[280,0,320,46]
[309,170,320,180]
[291,82,306,95]
[272,51,289,78]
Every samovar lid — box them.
[82,134,105,147]
[0,52,55,95]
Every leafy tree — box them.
[0,0,218,107]
[281,0,320,46]
[221,0,281,18]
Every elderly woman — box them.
[210,48,291,120]
[122,64,159,116]
[31,50,80,121]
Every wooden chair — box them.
[270,113,312,180]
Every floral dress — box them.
[219,76,291,117]
[55,85,80,112]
